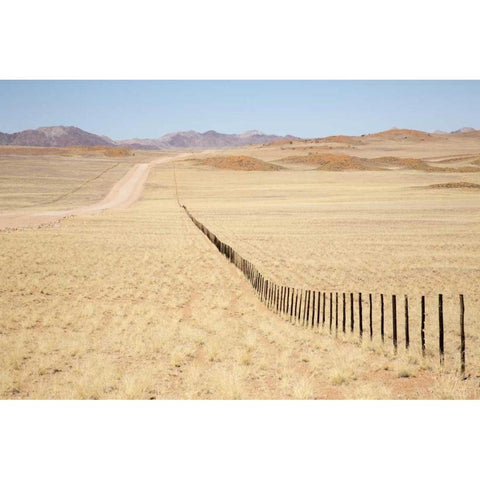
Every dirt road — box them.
[0,156,176,230]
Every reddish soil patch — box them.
[365,128,434,141]
[317,135,364,145]
[280,153,480,172]
[369,156,428,170]
[193,156,284,171]
[279,153,377,170]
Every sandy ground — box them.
[207,132,480,166]
[0,156,179,230]
[1,136,479,399]
[1,164,468,400]
[176,166,480,374]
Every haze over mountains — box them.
[0,126,297,150]
[0,125,479,149]
[117,130,298,149]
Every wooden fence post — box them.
[460,294,465,377]
[276,285,280,313]
[358,293,363,339]
[335,292,339,333]
[317,291,321,327]
[299,290,304,325]
[312,290,316,328]
[303,290,308,326]
[439,294,444,365]
[392,294,397,354]
[329,292,333,332]
[322,292,326,327]
[350,292,354,332]
[308,290,312,328]
[381,293,385,343]
[369,293,373,340]
[421,295,426,357]
[298,290,303,324]
[293,289,298,323]
[307,290,311,327]
[307,290,311,326]
[275,284,279,312]
[342,293,346,334]
[285,287,290,315]
[405,295,409,349]
[303,290,310,327]
[290,288,295,322]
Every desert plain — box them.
[1,129,480,399]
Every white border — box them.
[2,1,480,79]
[1,401,479,479]
[1,1,479,478]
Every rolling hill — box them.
[0,126,114,147]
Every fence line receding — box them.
[180,203,469,376]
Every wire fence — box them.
[181,203,470,377]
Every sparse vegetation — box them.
[1,134,480,399]
[187,155,284,171]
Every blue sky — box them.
[0,80,479,140]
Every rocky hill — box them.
[0,126,114,147]
[117,130,297,150]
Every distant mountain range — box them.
[117,129,298,149]
[0,126,112,148]
[450,127,476,134]
[0,125,479,149]
[0,126,298,150]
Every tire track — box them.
[0,155,186,231]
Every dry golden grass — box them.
[0,149,169,212]
[175,165,480,383]
[0,157,132,211]
[1,136,480,399]
[0,145,134,157]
